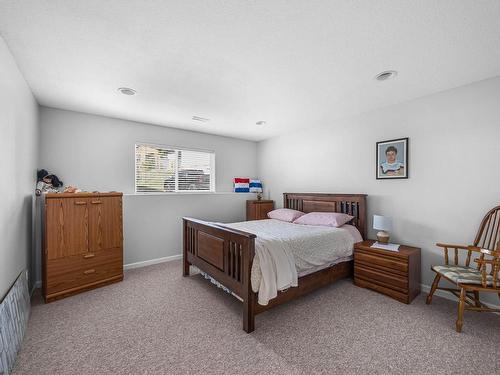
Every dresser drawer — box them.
[354,264,408,293]
[46,248,122,294]
[354,250,408,274]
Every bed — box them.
[182,193,367,332]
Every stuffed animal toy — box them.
[36,169,63,195]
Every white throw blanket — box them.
[222,219,356,305]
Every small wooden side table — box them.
[354,240,421,304]
[246,200,274,221]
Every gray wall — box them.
[258,76,500,304]
[0,38,39,298]
[39,107,257,268]
[34,71,500,306]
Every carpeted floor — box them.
[13,261,500,375]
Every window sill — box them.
[124,192,256,196]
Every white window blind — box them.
[135,144,215,193]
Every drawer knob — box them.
[83,253,95,259]
[83,269,96,275]
[91,200,102,204]
[74,201,87,205]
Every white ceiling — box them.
[1,1,500,141]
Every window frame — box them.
[134,142,216,194]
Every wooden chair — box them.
[426,205,500,332]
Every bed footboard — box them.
[182,217,257,332]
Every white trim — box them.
[124,191,255,196]
[134,143,216,194]
[123,254,182,270]
[421,283,500,309]
[135,141,215,154]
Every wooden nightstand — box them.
[246,200,274,221]
[354,240,421,304]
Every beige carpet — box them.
[13,261,500,375]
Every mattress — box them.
[222,219,362,305]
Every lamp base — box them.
[376,231,390,244]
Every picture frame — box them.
[376,137,409,179]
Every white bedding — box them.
[222,219,361,305]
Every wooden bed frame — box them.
[182,193,367,333]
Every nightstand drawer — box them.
[354,264,408,292]
[354,250,408,273]
[354,277,409,304]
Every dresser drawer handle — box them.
[91,200,102,204]
[83,253,95,259]
[74,201,87,205]
[83,269,96,275]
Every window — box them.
[135,144,215,193]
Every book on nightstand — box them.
[370,242,400,252]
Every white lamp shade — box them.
[373,215,392,231]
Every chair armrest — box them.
[472,245,500,289]
[468,246,500,257]
[474,258,500,266]
[473,257,500,288]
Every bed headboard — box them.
[283,193,367,239]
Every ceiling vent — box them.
[117,87,136,95]
[375,70,398,81]
[192,116,210,122]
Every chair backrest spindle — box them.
[474,206,500,251]
[472,206,500,272]
[466,249,472,267]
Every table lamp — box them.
[373,215,392,244]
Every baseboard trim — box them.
[421,283,500,309]
[124,254,182,270]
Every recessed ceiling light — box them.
[117,87,136,95]
[192,116,210,122]
[256,121,267,126]
[375,70,398,81]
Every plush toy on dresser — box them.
[35,169,63,195]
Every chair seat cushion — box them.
[432,265,499,286]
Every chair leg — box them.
[456,287,466,333]
[426,273,441,305]
[473,291,481,308]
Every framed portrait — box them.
[376,137,408,179]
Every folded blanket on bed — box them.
[223,219,355,305]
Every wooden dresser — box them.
[354,240,421,304]
[246,200,274,221]
[42,192,123,302]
